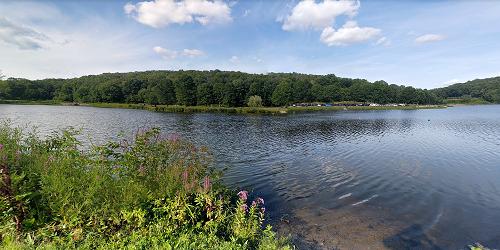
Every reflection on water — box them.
[1,104,500,249]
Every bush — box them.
[0,123,290,249]
[247,96,263,107]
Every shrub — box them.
[247,96,263,107]
[0,123,290,249]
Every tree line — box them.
[432,76,500,103]
[0,70,441,106]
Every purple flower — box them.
[251,197,264,207]
[237,190,248,201]
[240,204,248,212]
[0,144,3,151]
[261,207,266,213]
[256,197,264,205]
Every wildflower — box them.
[256,197,264,205]
[237,190,248,201]
[0,144,3,151]
[240,204,248,212]
[203,176,211,191]
[251,197,264,207]
[261,207,266,214]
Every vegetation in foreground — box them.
[0,124,290,249]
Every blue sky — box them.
[1,0,500,89]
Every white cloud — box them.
[0,1,64,24]
[182,48,204,57]
[415,34,445,44]
[0,17,52,50]
[153,46,204,59]
[124,0,232,28]
[281,1,380,47]
[375,36,391,46]
[282,0,359,31]
[153,46,178,59]
[320,21,381,46]
[229,55,239,63]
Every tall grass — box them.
[0,124,290,249]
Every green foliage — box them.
[271,81,292,106]
[247,96,263,107]
[174,74,197,106]
[0,124,290,249]
[0,70,442,106]
[433,76,500,103]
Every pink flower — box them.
[251,197,264,207]
[0,144,3,151]
[256,197,264,205]
[237,190,248,201]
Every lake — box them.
[1,104,500,249]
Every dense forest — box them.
[0,70,441,106]
[433,76,500,103]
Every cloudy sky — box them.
[1,0,500,89]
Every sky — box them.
[1,0,500,89]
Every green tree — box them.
[197,82,213,105]
[247,95,263,107]
[271,81,292,106]
[291,79,311,103]
[99,81,123,103]
[174,75,197,106]
[54,82,74,102]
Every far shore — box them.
[0,100,450,114]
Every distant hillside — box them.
[433,76,500,103]
[0,70,440,106]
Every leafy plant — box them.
[0,123,290,249]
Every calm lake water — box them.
[1,104,500,249]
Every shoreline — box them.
[0,100,448,114]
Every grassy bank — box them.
[84,103,447,114]
[0,124,291,249]
[0,100,448,114]
[0,100,60,105]
[83,103,289,115]
[287,104,447,112]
